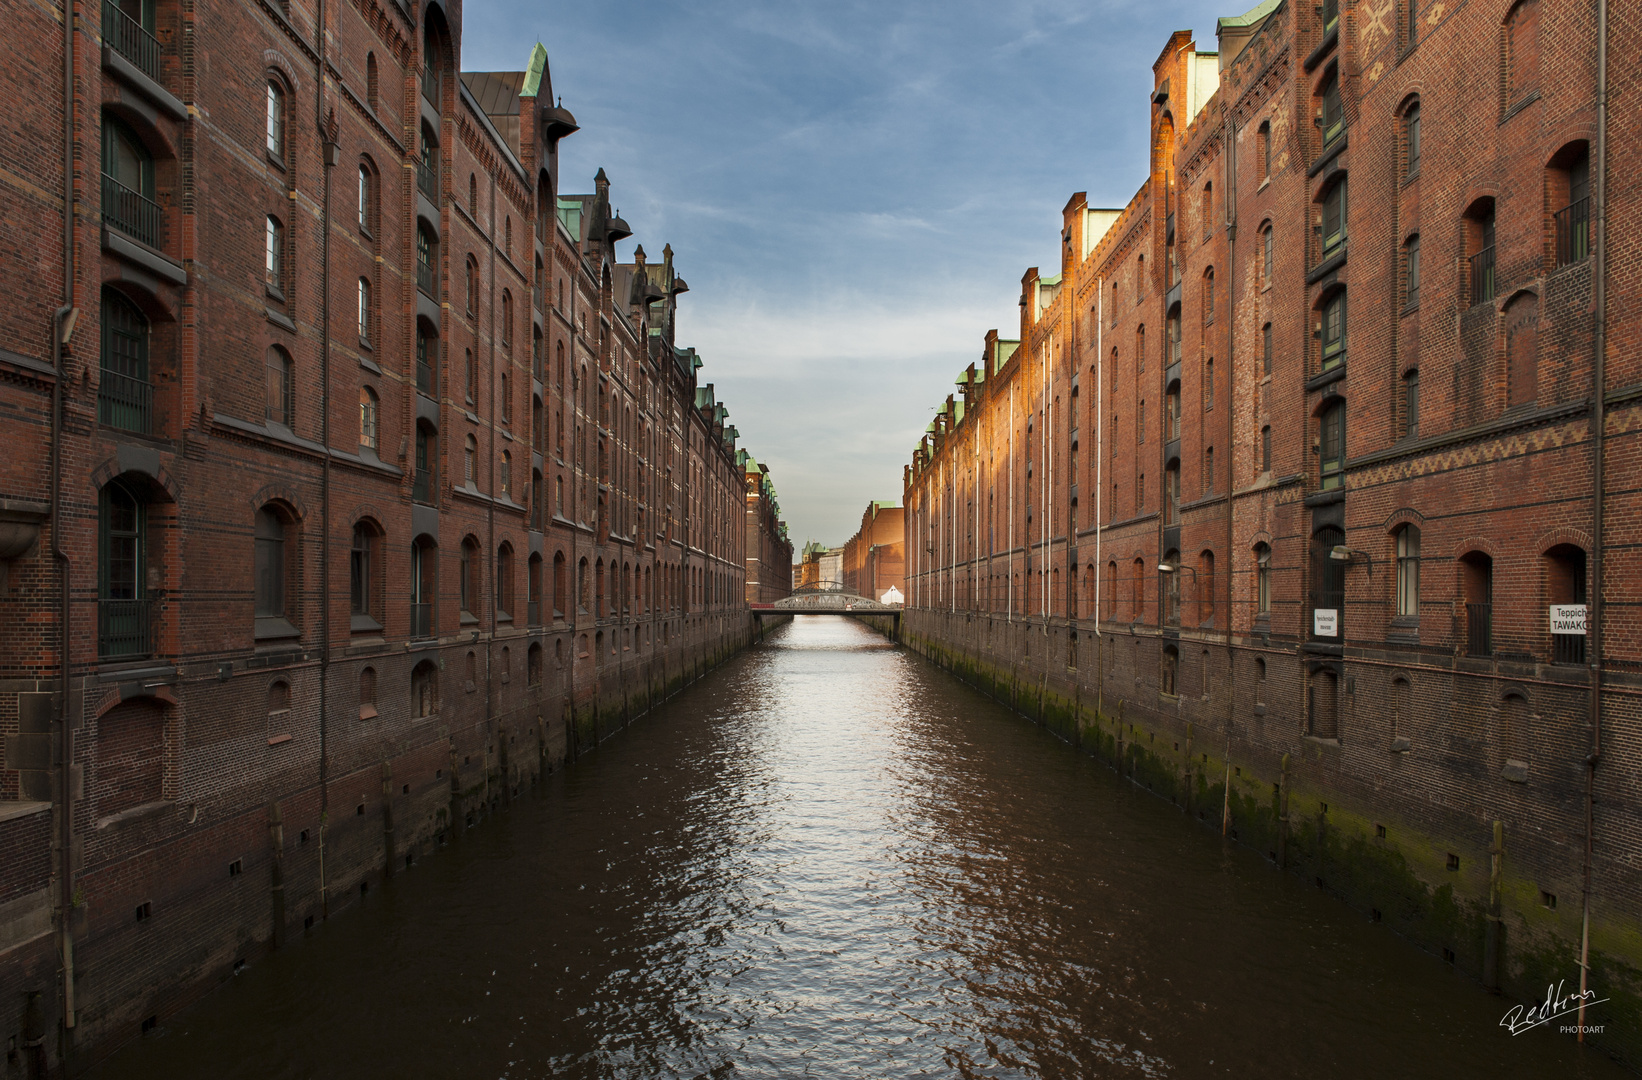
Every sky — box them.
[462,0,1234,549]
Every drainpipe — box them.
[314,0,333,920]
[485,170,498,806]
[1222,112,1238,836]
[1577,0,1608,1038]
[54,0,78,1039]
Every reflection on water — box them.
[98,617,1623,1079]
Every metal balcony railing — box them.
[416,359,434,395]
[1555,198,1590,267]
[416,157,439,203]
[102,173,161,248]
[412,467,432,504]
[1469,246,1496,306]
[410,602,434,639]
[98,368,153,434]
[103,0,161,81]
[1467,602,1492,656]
[416,255,436,298]
[99,598,153,659]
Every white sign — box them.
[1313,608,1339,637]
[1550,604,1588,635]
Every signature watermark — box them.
[1500,979,1609,1037]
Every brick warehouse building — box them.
[741,452,793,605]
[903,0,1641,1056]
[841,501,903,603]
[0,0,788,1065]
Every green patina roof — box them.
[1039,274,1062,287]
[519,43,548,98]
[1219,0,1280,29]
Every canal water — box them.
[98,617,1624,1079]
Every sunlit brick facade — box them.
[903,0,1640,1054]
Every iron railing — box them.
[98,367,153,433]
[410,602,433,639]
[99,598,153,659]
[527,600,540,626]
[1553,633,1586,665]
[416,358,434,395]
[1469,246,1496,306]
[103,0,161,81]
[102,173,161,248]
[416,253,436,298]
[416,157,439,203]
[1467,602,1493,656]
[1555,197,1590,267]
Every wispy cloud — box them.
[461,0,1231,545]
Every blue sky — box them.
[464,0,1233,549]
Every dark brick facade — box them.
[903,0,1640,1061]
[0,0,785,1068]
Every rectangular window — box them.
[1405,237,1420,306]
[1405,107,1421,176]
[1395,527,1420,618]
[1404,371,1420,438]
[1261,425,1272,472]
[1319,403,1345,490]
[266,217,283,294]
[1262,323,1273,375]
[1321,76,1343,145]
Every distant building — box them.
[795,541,845,591]
[842,501,904,603]
[742,454,793,603]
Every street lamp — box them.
[1330,544,1374,576]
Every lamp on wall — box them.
[1330,544,1374,576]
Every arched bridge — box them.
[751,583,903,636]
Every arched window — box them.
[267,680,290,715]
[527,643,543,687]
[1164,459,1181,524]
[1202,268,1215,323]
[410,537,436,637]
[1466,199,1497,305]
[460,537,479,615]
[1402,369,1420,438]
[1395,525,1421,619]
[1319,399,1345,489]
[421,28,443,106]
[254,506,291,626]
[1404,101,1421,177]
[1261,424,1272,472]
[1203,358,1214,412]
[350,521,379,623]
[98,479,149,658]
[359,386,378,450]
[101,116,157,246]
[1262,322,1273,374]
[266,80,285,160]
[100,287,152,434]
[500,449,512,498]
[413,421,435,504]
[1553,143,1591,267]
[501,371,512,423]
[469,173,478,217]
[1199,550,1216,625]
[1161,644,1179,696]
[358,163,374,232]
[265,346,292,427]
[1262,224,1273,280]
[1166,307,1181,366]
[1504,0,1540,105]
[1203,446,1214,494]
[463,433,477,487]
[496,544,514,620]
[465,256,478,315]
[1546,544,1588,664]
[578,557,590,614]
[1254,542,1272,616]
[553,551,567,618]
[501,290,513,350]
[1254,657,1267,704]
[1258,120,1272,182]
[357,277,372,344]
[266,215,285,294]
[411,659,438,718]
[366,52,379,112]
[1165,381,1181,441]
